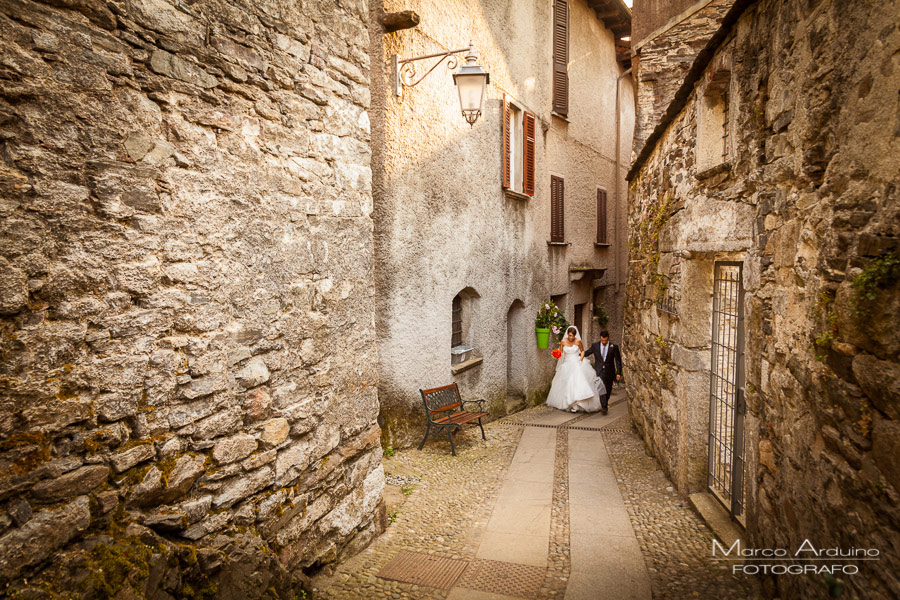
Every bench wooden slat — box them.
[433,411,488,425]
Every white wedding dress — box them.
[546,344,606,413]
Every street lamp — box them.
[393,42,490,127]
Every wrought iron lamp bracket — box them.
[392,45,471,98]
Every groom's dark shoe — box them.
[601,408,608,415]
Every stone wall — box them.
[371,0,633,448]
[626,0,900,597]
[631,0,700,45]
[631,0,733,155]
[0,0,383,596]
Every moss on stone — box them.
[78,535,159,598]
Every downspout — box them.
[614,66,632,294]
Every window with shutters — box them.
[550,175,565,242]
[596,188,608,245]
[552,0,569,117]
[502,95,535,196]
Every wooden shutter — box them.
[502,95,511,189]
[550,175,564,242]
[523,112,535,196]
[597,189,607,244]
[552,0,569,116]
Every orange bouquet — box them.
[551,348,562,359]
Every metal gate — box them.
[707,262,746,520]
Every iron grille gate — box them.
[708,262,746,520]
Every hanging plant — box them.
[535,300,569,340]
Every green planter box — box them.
[535,328,550,349]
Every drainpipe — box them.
[613,67,631,293]
[614,66,632,295]
[614,66,632,346]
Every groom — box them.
[584,330,622,415]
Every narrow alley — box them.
[313,390,761,599]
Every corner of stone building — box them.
[626,0,900,597]
[0,0,385,596]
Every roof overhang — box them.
[587,0,633,69]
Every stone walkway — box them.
[312,389,762,599]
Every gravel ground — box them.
[312,405,764,599]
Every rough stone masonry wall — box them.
[0,0,383,596]
[632,0,732,155]
[626,0,900,598]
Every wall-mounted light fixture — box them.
[393,43,490,126]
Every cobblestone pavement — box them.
[312,399,764,599]
[601,414,763,599]
[312,415,524,599]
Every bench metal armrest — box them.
[461,399,486,411]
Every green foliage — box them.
[593,304,609,326]
[387,509,400,524]
[535,300,569,339]
[636,194,674,299]
[400,484,415,496]
[811,289,838,362]
[383,445,395,458]
[851,253,900,317]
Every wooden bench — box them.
[418,383,489,456]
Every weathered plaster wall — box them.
[373,0,633,447]
[626,0,900,597]
[0,0,383,595]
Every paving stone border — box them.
[538,426,571,598]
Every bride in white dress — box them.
[546,326,606,413]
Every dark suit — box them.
[584,341,622,411]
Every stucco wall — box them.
[626,0,900,597]
[373,0,634,447]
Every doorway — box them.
[506,300,527,411]
[707,262,746,521]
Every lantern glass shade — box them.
[453,68,489,126]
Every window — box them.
[552,0,569,116]
[596,188,608,244]
[550,175,565,242]
[551,294,567,321]
[450,288,481,369]
[502,95,535,195]
[452,295,462,347]
[697,67,731,172]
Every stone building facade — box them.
[0,0,382,595]
[370,0,634,448]
[625,0,900,597]
[631,0,733,155]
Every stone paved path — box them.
[312,388,762,599]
